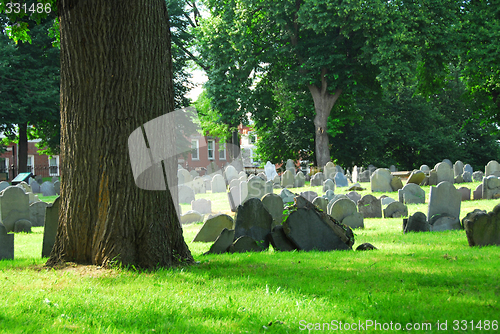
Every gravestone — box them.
[30,181,41,194]
[191,177,206,194]
[389,165,397,172]
[228,186,240,212]
[427,181,462,231]
[403,212,429,233]
[462,206,500,247]
[211,174,226,193]
[285,159,296,175]
[229,236,264,253]
[223,165,239,184]
[323,162,336,180]
[300,191,318,203]
[381,197,396,206]
[35,175,43,185]
[178,185,195,204]
[312,197,328,212]
[42,196,60,257]
[229,179,240,191]
[352,166,359,183]
[323,189,335,202]
[457,187,471,201]
[462,171,472,183]
[341,212,364,229]
[269,225,297,251]
[177,168,192,185]
[29,201,50,227]
[310,172,325,187]
[273,174,281,187]
[406,170,425,185]
[233,198,273,250]
[420,165,430,174]
[0,224,14,260]
[204,228,235,255]
[17,181,32,193]
[463,164,473,175]
[328,198,357,222]
[40,181,56,197]
[345,191,361,204]
[207,161,218,175]
[257,172,267,182]
[0,186,30,232]
[14,219,31,233]
[53,180,60,195]
[190,170,199,179]
[473,184,482,200]
[390,176,403,191]
[238,172,247,181]
[482,175,500,200]
[453,160,465,177]
[454,175,464,184]
[239,181,248,205]
[358,194,382,218]
[334,172,349,187]
[280,188,296,204]
[442,159,453,168]
[370,168,393,192]
[358,170,370,182]
[261,193,284,227]
[435,162,454,184]
[247,177,266,200]
[294,172,305,188]
[383,201,408,218]
[323,179,335,192]
[193,214,233,242]
[281,170,295,188]
[348,183,364,191]
[472,171,484,182]
[181,210,203,224]
[485,160,500,176]
[428,169,438,185]
[264,161,278,180]
[329,194,349,205]
[398,183,425,204]
[191,198,212,214]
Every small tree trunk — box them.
[47,0,193,268]
[17,122,28,174]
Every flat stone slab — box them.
[462,206,500,247]
[204,228,235,255]
[192,214,233,242]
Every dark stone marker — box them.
[204,228,235,255]
[234,198,273,250]
[0,224,14,260]
[356,243,377,251]
[228,235,264,253]
[14,220,32,233]
[358,194,382,218]
[462,205,500,247]
[404,212,430,233]
[42,196,60,258]
[269,225,297,252]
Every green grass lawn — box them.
[1,181,499,333]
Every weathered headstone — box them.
[420,165,430,174]
[472,171,484,182]
[406,170,425,185]
[193,214,233,242]
[191,177,206,194]
[281,170,295,188]
[294,172,305,188]
[177,168,192,185]
[435,162,454,184]
[403,212,429,233]
[223,165,239,184]
[14,219,31,233]
[324,162,337,180]
[312,197,328,212]
[211,174,226,193]
[229,235,264,253]
[390,176,404,191]
[247,176,266,200]
[482,175,500,200]
[53,180,60,195]
[300,191,318,203]
[358,170,370,182]
[0,186,30,232]
[0,224,14,260]
[473,184,482,200]
[383,201,408,218]
[238,172,247,181]
[334,172,349,187]
[35,175,43,185]
[285,159,296,175]
[370,168,393,192]
[389,165,397,172]
[178,185,195,204]
[190,170,200,179]
[462,206,500,247]
[181,210,203,224]
[42,196,60,257]
[228,186,240,212]
[381,196,396,206]
[457,187,471,201]
[204,228,235,255]
[191,198,212,214]
[342,212,364,229]
[229,178,241,190]
[41,181,56,197]
[264,161,278,181]
[345,191,361,204]
[233,198,273,250]
[328,198,357,222]
[30,181,41,194]
[358,194,382,218]
[323,179,335,193]
[29,201,50,227]
[442,159,453,168]
[462,171,472,183]
[463,164,473,175]
[261,193,284,227]
[323,189,335,202]
[348,183,364,191]
[427,181,461,231]
[485,160,500,176]
[398,183,425,204]
[257,172,267,181]
[269,225,298,251]
[310,172,325,187]
[207,161,219,175]
[280,188,295,204]
[453,160,465,177]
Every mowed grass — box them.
[1,181,499,333]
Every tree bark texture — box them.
[47,0,193,268]
[17,122,28,173]
[308,69,342,167]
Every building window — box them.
[219,143,226,160]
[27,155,34,174]
[49,156,59,176]
[207,140,215,160]
[191,140,199,160]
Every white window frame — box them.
[191,139,199,161]
[207,140,215,160]
[219,142,226,160]
[49,156,59,176]
[27,155,34,174]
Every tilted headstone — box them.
[178,185,195,204]
[398,183,425,204]
[406,170,425,185]
[191,198,212,214]
[403,212,429,233]
[383,201,408,218]
[273,174,281,186]
[370,168,393,192]
[29,201,50,227]
[42,196,60,257]
[473,184,482,200]
[453,160,465,177]
[323,179,335,192]
[323,162,337,180]
[457,187,471,201]
[294,172,305,188]
[427,181,462,231]
[261,193,284,227]
[428,169,438,185]
[345,191,361,204]
[264,161,278,181]
[485,160,500,176]
[211,174,226,193]
[204,228,235,255]
[472,171,484,182]
[0,224,14,260]
[193,214,233,242]
[482,175,500,200]
[310,172,325,187]
[180,210,203,224]
[281,170,295,188]
[233,198,273,250]
[462,206,500,247]
[358,194,382,218]
[334,172,349,188]
[229,235,264,253]
[0,186,30,232]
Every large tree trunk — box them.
[307,69,342,167]
[47,0,193,268]
[17,122,28,174]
